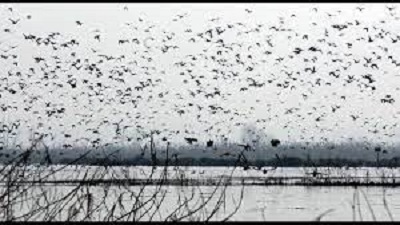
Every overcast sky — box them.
[1,3,400,149]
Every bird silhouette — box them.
[9,18,20,25]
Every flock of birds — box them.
[0,4,400,162]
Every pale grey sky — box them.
[1,3,400,150]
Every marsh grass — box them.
[0,133,246,222]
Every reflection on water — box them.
[233,186,398,221]
[2,166,400,221]
[3,184,398,221]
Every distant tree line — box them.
[1,135,399,167]
[56,155,400,168]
